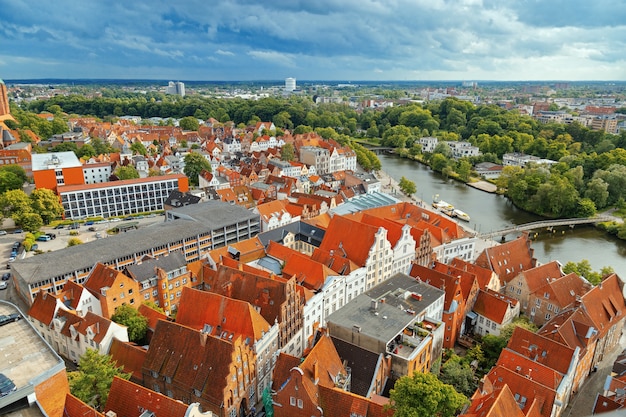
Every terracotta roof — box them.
[64,393,105,417]
[450,257,496,290]
[318,385,392,417]
[409,264,462,312]
[175,287,270,342]
[536,272,591,309]
[473,289,518,325]
[460,385,525,417]
[267,241,335,291]
[109,338,148,382]
[475,233,537,284]
[143,320,239,406]
[83,262,129,297]
[58,280,86,310]
[207,236,266,265]
[300,334,346,388]
[203,265,294,327]
[330,336,385,397]
[517,261,565,293]
[579,273,626,338]
[271,352,302,392]
[484,365,556,417]
[138,303,168,331]
[496,349,563,390]
[319,215,381,267]
[29,290,64,325]
[105,376,189,417]
[74,311,115,344]
[506,327,576,375]
[311,248,360,275]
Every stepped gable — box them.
[105,376,188,417]
[175,287,270,341]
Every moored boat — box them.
[453,209,471,222]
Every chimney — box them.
[312,361,319,385]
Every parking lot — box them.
[0,215,164,283]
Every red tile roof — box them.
[105,376,189,417]
[461,385,525,417]
[476,233,537,284]
[473,289,518,325]
[318,385,392,417]
[450,258,496,290]
[506,327,576,375]
[175,287,270,342]
[319,215,381,267]
[109,338,148,382]
[516,261,565,293]
[138,303,168,331]
[496,349,563,390]
[64,393,105,417]
[28,290,63,325]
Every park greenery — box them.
[68,349,130,411]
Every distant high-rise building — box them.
[166,81,185,97]
[285,77,296,92]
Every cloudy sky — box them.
[1,0,625,81]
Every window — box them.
[297,399,303,408]
[545,313,551,320]
[535,299,541,307]
[290,397,296,406]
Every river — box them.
[378,153,626,275]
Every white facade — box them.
[446,141,481,159]
[285,78,296,92]
[364,227,395,290]
[329,148,346,173]
[300,146,330,175]
[222,137,242,154]
[391,225,417,275]
[419,137,439,153]
[253,321,280,405]
[166,81,185,97]
[435,236,478,264]
[82,162,112,184]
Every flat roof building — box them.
[12,201,260,304]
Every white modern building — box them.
[166,81,185,97]
[285,77,296,92]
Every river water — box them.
[379,153,626,275]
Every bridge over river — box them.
[477,216,614,240]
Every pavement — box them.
[563,324,626,417]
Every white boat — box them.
[432,200,454,211]
[453,209,471,222]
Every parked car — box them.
[2,273,10,280]
[68,223,80,230]
[31,244,38,251]
[85,221,95,226]
[88,226,97,232]
[0,314,20,326]
[53,224,65,229]
[95,232,103,239]
[12,229,22,234]
[8,256,15,263]
[0,230,6,236]
[0,373,16,397]
[0,282,7,290]
[46,233,56,240]
[36,235,51,242]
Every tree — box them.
[15,212,43,232]
[179,116,200,131]
[30,188,64,224]
[398,176,417,195]
[68,349,130,411]
[130,141,148,156]
[0,170,24,193]
[142,300,165,314]
[113,166,139,180]
[0,164,27,185]
[183,152,212,186]
[0,189,33,219]
[280,143,295,162]
[439,354,477,397]
[111,305,148,343]
[67,237,84,247]
[77,144,97,159]
[390,372,467,417]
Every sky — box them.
[1,0,625,82]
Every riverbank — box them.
[375,169,425,206]
[467,181,497,193]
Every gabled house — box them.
[526,272,591,327]
[202,264,304,356]
[472,289,520,337]
[175,287,280,407]
[475,233,537,286]
[272,334,349,417]
[460,384,532,417]
[503,261,565,311]
[142,319,256,417]
[28,292,129,363]
[83,262,141,318]
[254,199,300,232]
